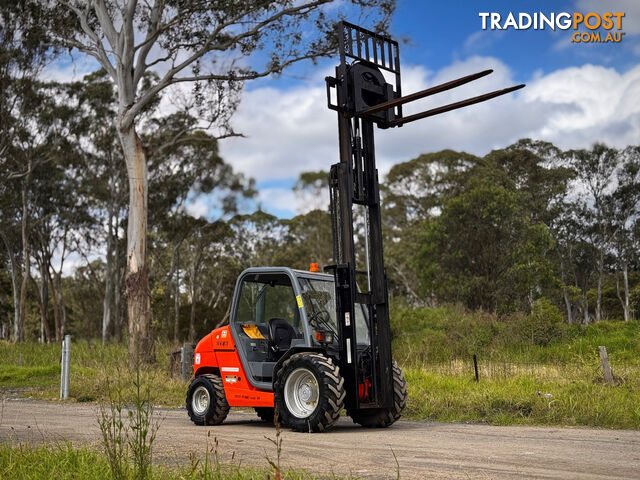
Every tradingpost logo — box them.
[479,11,626,44]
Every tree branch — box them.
[120,0,331,128]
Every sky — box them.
[44,0,640,220]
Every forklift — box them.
[186,22,524,432]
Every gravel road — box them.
[1,399,639,479]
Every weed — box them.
[97,356,162,480]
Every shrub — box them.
[520,298,564,346]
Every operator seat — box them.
[268,317,298,352]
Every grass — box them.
[389,303,640,429]
[0,340,187,405]
[1,305,639,429]
[0,442,355,480]
[404,364,640,429]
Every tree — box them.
[416,182,555,312]
[48,0,393,363]
[293,171,329,213]
[382,150,480,303]
[606,147,640,321]
[565,144,622,323]
[276,210,333,270]
[1,79,79,341]
[0,0,57,341]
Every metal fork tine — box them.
[389,84,525,127]
[356,69,494,117]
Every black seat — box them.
[268,318,298,351]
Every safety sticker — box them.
[296,295,304,308]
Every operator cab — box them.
[230,267,368,391]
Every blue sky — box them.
[392,0,636,78]
[44,1,640,220]
[212,0,639,219]
[249,0,637,92]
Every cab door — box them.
[230,270,305,390]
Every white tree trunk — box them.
[16,179,30,342]
[616,263,631,322]
[1,233,21,341]
[595,252,603,323]
[623,264,630,322]
[102,210,115,345]
[174,245,180,342]
[119,124,154,365]
[563,287,573,325]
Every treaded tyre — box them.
[274,353,345,432]
[348,361,407,428]
[186,374,230,426]
[254,407,275,424]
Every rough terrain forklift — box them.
[186,22,524,432]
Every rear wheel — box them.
[186,374,229,425]
[274,353,345,432]
[348,361,407,428]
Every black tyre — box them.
[254,407,275,424]
[186,374,230,426]
[274,353,345,432]
[348,361,407,428]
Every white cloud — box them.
[218,56,640,216]
[575,0,640,35]
[41,55,100,82]
[256,188,300,217]
[185,196,209,219]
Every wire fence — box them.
[405,354,636,383]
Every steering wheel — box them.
[308,309,333,332]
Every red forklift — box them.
[186,22,524,432]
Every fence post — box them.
[473,354,479,382]
[181,344,194,381]
[599,346,614,384]
[60,334,71,399]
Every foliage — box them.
[416,183,555,312]
[390,303,640,365]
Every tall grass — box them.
[404,366,640,428]
[0,443,355,480]
[390,302,640,365]
[0,340,186,405]
[389,303,640,429]
[1,304,639,429]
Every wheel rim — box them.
[192,385,210,416]
[284,367,319,418]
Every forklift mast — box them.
[325,22,524,412]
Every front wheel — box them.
[348,361,407,428]
[274,353,345,432]
[186,374,230,425]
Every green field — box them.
[1,305,639,429]
[0,442,350,480]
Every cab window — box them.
[235,273,300,333]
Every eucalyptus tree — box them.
[382,150,479,303]
[47,0,393,362]
[565,144,623,323]
[180,219,232,342]
[0,0,57,341]
[606,146,640,321]
[1,80,78,341]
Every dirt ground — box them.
[1,398,639,479]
